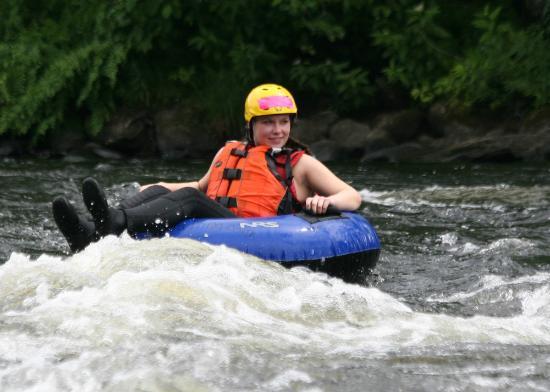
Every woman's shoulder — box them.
[290,149,306,166]
[292,153,323,176]
[294,152,318,165]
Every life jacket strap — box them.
[223,168,242,180]
[265,149,293,186]
[216,196,238,208]
[277,188,297,215]
[266,149,297,215]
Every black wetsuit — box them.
[53,181,235,253]
[120,186,235,237]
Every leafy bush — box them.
[436,6,550,109]
[0,1,184,139]
[0,0,549,142]
[372,2,453,103]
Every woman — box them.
[53,84,361,252]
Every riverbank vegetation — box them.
[1,0,549,143]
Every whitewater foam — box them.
[2,237,550,390]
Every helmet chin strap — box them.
[245,119,256,146]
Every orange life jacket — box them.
[206,141,300,218]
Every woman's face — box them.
[252,114,291,148]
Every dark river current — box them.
[1,157,549,391]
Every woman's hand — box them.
[137,148,219,193]
[139,181,200,192]
[139,182,170,192]
[293,155,362,213]
[305,195,332,215]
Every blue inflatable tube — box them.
[142,212,380,283]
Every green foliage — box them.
[372,1,453,102]
[290,61,372,112]
[0,0,183,138]
[436,6,550,108]
[172,0,376,128]
[544,1,550,37]
[1,0,549,141]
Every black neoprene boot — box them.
[52,196,99,252]
[82,178,127,237]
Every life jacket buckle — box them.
[230,148,248,157]
[223,168,242,180]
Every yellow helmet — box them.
[244,84,297,123]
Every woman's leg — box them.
[118,185,171,209]
[83,179,235,238]
[124,187,235,236]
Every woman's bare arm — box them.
[293,155,362,214]
[139,148,223,193]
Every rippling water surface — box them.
[1,157,550,391]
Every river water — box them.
[1,157,549,391]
